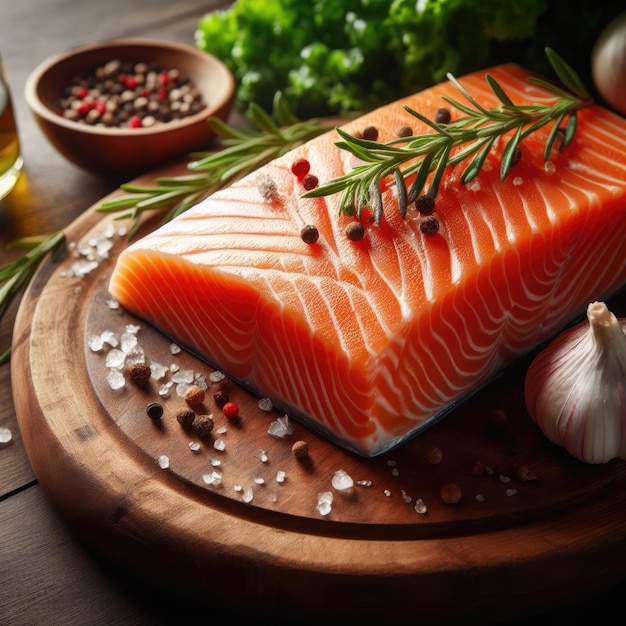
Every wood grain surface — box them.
[11,166,626,622]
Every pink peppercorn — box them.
[291,158,310,179]
[127,115,142,128]
[222,401,239,420]
[213,390,229,408]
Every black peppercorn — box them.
[300,224,319,244]
[146,402,164,420]
[345,221,365,241]
[434,107,451,124]
[419,215,440,235]
[415,193,435,215]
[361,126,378,141]
[395,125,413,138]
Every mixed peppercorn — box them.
[54,59,207,129]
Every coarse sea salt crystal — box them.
[189,441,201,452]
[331,469,354,491]
[203,471,222,486]
[0,427,12,444]
[316,491,333,516]
[87,334,105,352]
[356,480,372,487]
[276,471,286,483]
[214,439,226,451]
[414,498,427,514]
[101,330,118,347]
[209,370,225,383]
[242,488,254,503]
[105,348,126,369]
[401,489,412,503]
[150,362,169,380]
[106,369,125,390]
[254,477,265,485]
[157,455,170,469]
[267,415,294,438]
[172,369,194,385]
[258,397,273,412]
[169,343,182,355]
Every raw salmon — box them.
[108,63,626,456]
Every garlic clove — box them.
[524,301,626,464]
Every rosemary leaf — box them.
[304,49,593,223]
[93,91,330,238]
[0,231,66,364]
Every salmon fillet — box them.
[108,63,626,456]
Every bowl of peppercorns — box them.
[25,38,235,175]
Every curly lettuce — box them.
[195,0,616,118]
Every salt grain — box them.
[258,397,273,412]
[214,439,226,451]
[401,490,412,503]
[242,488,254,503]
[506,488,518,496]
[150,362,169,380]
[383,490,392,497]
[209,370,225,383]
[203,471,222,486]
[544,161,556,175]
[267,415,294,438]
[172,369,194,385]
[414,498,427,514]
[87,334,105,352]
[356,480,372,487]
[101,330,118,347]
[254,477,265,485]
[0,427,12,444]
[331,469,354,491]
[188,441,201,452]
[316,491,333,516]
[106,369,125,390]
[157,455,170,469]
[276,471,286,483]
[169,343,181,355]
[391,468,400,477]
[216,426,228,435]
[475,494,485,502]
[105,348,126,369]
[209,457,221,467]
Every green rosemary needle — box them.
[97,91,334,238]
[0,231,66,364]
[302,48,593,224]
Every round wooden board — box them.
[11,163,626,622]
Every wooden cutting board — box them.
[11,163,626,622]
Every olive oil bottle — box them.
[0,54,22,200]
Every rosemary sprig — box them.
[0,231,66,364]
[97,91,333,238]
[303,48,593,223]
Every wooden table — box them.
[0,1,624,624]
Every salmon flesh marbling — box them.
[108,64,626,456]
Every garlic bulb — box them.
[524,301,626,464]
[592,11,626,115]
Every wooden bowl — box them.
[24,38,235,175]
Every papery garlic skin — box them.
[524,301,626,464]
